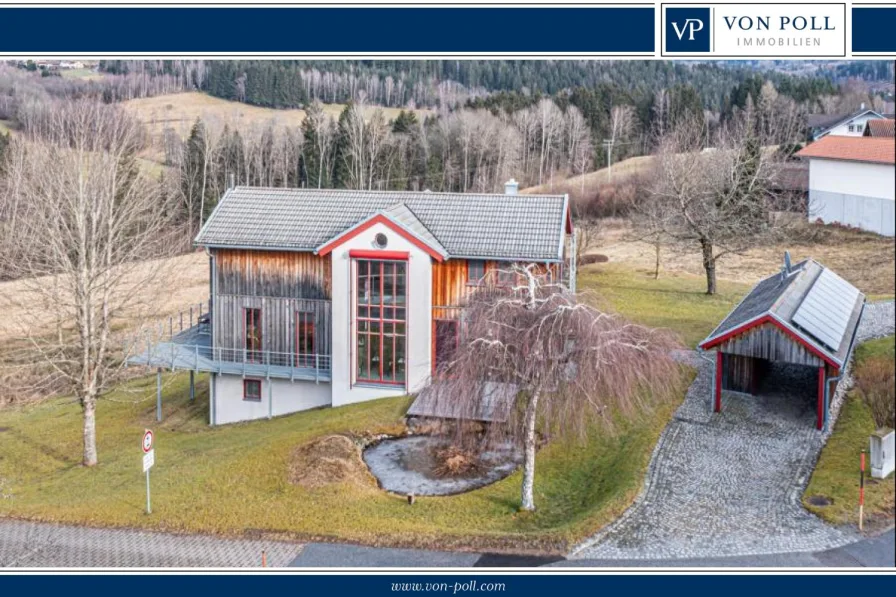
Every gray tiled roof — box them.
[701,259,865,365]
[195,187,568,262]
[381,203,448,258]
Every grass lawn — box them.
[0,264,705,551]
[578,263,750,348]
[0,367,693,553]
[804,336,895,530]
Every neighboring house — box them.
[806,107,885,140]
[699,256,864,431]
[132,182,575,425]
[796,136,896,236]
[863,118,896,138]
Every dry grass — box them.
[0,119,13,135]
[124,92,431,160]
[522,155,654,196]
[588,219,895,297]
[0,252,208,344]
[288,434,375,490]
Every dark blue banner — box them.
[0,7,654,54]
[852,6,896,53]
[1,574,895,595]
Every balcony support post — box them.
[156,368,163,422]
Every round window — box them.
[374,233,388,248]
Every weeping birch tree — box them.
[421,266,678,511]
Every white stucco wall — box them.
[329,221,433,407]
[212,374,331,425]
[808,159,895,200]
[808,158,896,236]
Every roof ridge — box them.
[230,185,567,199]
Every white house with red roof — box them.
[796,136,895,237]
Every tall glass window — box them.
[356,260,407,384]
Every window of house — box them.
[243,378,262,401]
[295,311,315,368]
[244,308,262,362]
[467,260,486,285]
[848,124,855,132]
[356,259,407,384]
[496,265,516,287]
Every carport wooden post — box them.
[816,367,825,430]
[714,352,723,412]
[189,370,195,402]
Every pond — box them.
[363,435,522,496]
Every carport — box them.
[699,255,865,430]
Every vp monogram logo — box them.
[671,18,704,41]
[665,7,711,52]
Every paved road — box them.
[0,519,302,567]
[1,518,891,567]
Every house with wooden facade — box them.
[132,181,575,425]
[699,255,864,431]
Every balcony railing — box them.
[144,342,332,382]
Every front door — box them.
[433,319,459,374]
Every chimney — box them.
[504,178,519,196]
[861,102,866,110]
[781,250,792,282]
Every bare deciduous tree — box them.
[421,266,678,511]
[639,108,802,294]
[0,100,179,466]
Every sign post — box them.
[142,429,155,515]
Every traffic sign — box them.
[142,429,154,453]
[143,449,155,473]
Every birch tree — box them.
[0,100,178,466]
[421,266,678,511]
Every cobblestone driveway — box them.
[572,302,893,560]
[0,519,303,567]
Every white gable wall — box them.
[817,113,881,139]
[808,158,895,236]
[329,221,433,407]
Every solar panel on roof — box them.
[792,268,861,351]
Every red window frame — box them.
[243,378,262,402]
[295,311,315,368]
[356,259,407,385]
[244,307,262,362]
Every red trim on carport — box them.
[699,314,840,369]
[714,351,723,413]
[317,214,445,262]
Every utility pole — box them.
[602,139,614,183]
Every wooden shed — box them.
[699,256,865,430]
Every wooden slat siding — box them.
[432,259,560,314]
[215,249,331,299]
[213,295,331,357]
[432,259,469,308]
[718,322,824,368]
[722,354,755,394]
